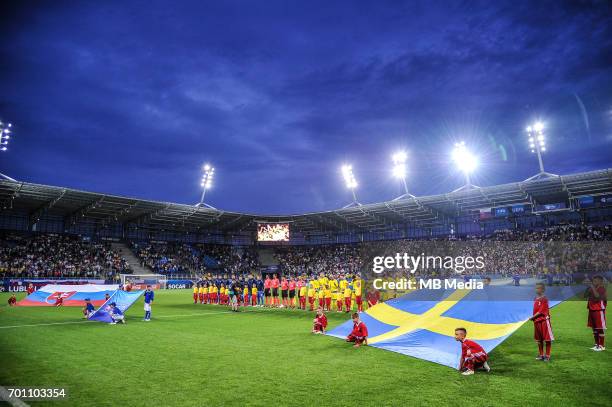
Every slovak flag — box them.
[17,284,119,307]
[45,291,77,304]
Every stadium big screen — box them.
[257,222,290,242]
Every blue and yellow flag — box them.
[327,286,577,368]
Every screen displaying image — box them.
[257,223,290,241]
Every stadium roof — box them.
[1,169,611,235]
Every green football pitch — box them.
[0,290,609,407]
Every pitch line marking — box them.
[0,310,244,329]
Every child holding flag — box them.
[110,302,125,325]
[346,312,368,347]
[312,307,328,334]
[529,283,553,361]
[82,298,95,318]
[454,327,490,375]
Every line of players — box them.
[192,273,365,313]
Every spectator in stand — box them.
[0,233,132,279]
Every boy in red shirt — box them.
[346,312,368,348]
[8,294,17,306]
[529,283,554,361]
[26,283,35,295]
[312,307,328,334]
[454,327,490,375]
[585,275,607,351]
[54,294,64,307]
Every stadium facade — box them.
[0,169,611,245]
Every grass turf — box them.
[0,290,610,407]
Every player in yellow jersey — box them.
[324,285,332,311]
[339,276,348,292]
[317,284,325,308]
[334,289,343,312]
[310,277,320,292]
[344,285,352,313]
[307,285,316,311]
[251,283,258,307]
[299,281,307,310]
[198,284,205,304]
[193,283,199,304]
[354,276,363,312]
[211,284,218,304]
[243,284,249,307]
[318,273,328,291]
[329,277,339,293]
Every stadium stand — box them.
[1,224,609,280]
[0,233,132,279]
[0,172,610,280]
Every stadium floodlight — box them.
[196,163,216,209]
[525,121,558,181]
[391,150,415,200]
[451,142,479,191]
[0,120,18,181]
[0,120,13,153]
[341,164,361,208]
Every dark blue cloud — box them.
[0,0,611,214]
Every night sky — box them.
[0,1,611,214]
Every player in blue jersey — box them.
[109,302,125,325]
[82,298,95,319]
[144,285,155,321]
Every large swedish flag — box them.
[327,286,578,368]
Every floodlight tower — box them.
[0,120,12,152]
[525,122,557,181]
[0,120,17,181]
[391,150,415,200]
[341,164,361,208]
[197,164,216,209]
[451,141,479,192]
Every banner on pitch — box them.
[16,284,119,306]
[88,290,144,323]
[327,286,577,368]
